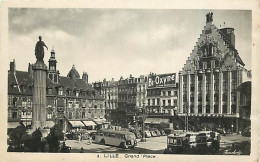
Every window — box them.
[157,98,160,105]
[58,89,63,95]
[69,112,73,119]
[174,91,177,96]
[214,105,218,113]
[163,91,166,96]
[190,105,194,113]
[231,105,236,113]
[183,84,187,92]
[68,101,73,108]
[198,105,202,113]
[168,91,171,96]
[222,105,227,114]
[207,61,211,69]
[198,84,202,91]
[12,112,18,119]
[168,100,171,106]
[47,88,53,95]
[163,100,165,106]
[152,99,155,106]
[49,74,53,80]
[214,93,219,102]
[148,99,150,106]
[222,94,227,101]
[76,92,79,97]
[190,84,195,92]
[206,105,210,113]
[54,74,58,83]
[223,82,228,91]
[174,100,177,106]
[190,94,194,102]
[47,113,52,119]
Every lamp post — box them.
[140,101,147,142]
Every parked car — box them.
[160,130,166,136]
[145,130,152,138]
[241,126,251,137]
[150,131,158,137]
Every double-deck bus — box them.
[95,129,137,149]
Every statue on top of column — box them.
[206,12,213,23]
[35,36,48,62]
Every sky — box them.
[8,9,252,83]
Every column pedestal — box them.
[32,61,48,129]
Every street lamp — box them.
[140,101,147,142]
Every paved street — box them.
[66,136,167,153]
[65,134,250,154]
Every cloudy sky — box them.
[8,9,251,83]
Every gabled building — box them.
[8,49,105,131]
[178,13,251,132]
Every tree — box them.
[30,129,43,152]
[7,125,27,152]
[46,124,64,152]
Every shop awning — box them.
[8,122,20,128]
[45,121,55,128]
[82,120,96,126]
[93,118,106,125]
[69,120,85,128]
[144,118,169,124]
[21,120,32,126]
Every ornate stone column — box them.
[202,71,206,114]
[179,72,183,113]
[227,69,232,114]
[210,70,214,113]
[32,62,48,129]
[219,71,223,114]
[187,72,190,113]
[194,72,198,114]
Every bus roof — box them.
[168,134,187,138]
[98,129,135,135]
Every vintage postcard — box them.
[0,0,259,162]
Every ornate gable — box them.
[181,14,244,75]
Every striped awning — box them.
[45,121,55,128]
[144,118,169,124]
[82,120,96,126]
[8,122,20,128]
[93,118,106,125]
[69,120,85,128]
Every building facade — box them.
[178,13,252,132]
[8,50,105,131]
[145,73,178,128]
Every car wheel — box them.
[119,142,126,149]
[100,139,105,145]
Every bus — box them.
[95,129,137,149]
[164,134,190,154]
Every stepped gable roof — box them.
[218,29,245,66]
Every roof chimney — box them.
[82,72,88,83]
[10,59,16,74]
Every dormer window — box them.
[58,89,63,95]
[47,88,53,95]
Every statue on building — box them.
[35,36,48,62]
[206,12,213,23]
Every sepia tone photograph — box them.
[1,1,259,162]
[6,8,252,155]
